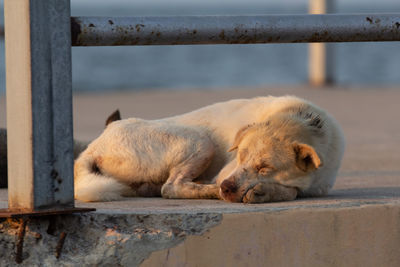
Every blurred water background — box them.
[0,0,400,94]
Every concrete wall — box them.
[143,205,400,267]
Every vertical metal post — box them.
[4,0,74,210]
[309,0,335,86]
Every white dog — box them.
[74,96,345,203]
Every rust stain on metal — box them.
[33,232,42,241]
[230,32,258,44]
[51,169,58,179]
[70,17,82,46]
[47,216,57,235]
[135,24,145,32]
[307,31,335,42]
[15,218,28,264]
[219,30,226,40]
[115,26,124,34]
[55,232,67,259]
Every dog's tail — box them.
[74,151,131,202]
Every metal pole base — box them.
[0,207,95,218]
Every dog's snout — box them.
[220,179,238,195]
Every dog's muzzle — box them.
[220,178,241,202]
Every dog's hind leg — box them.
[74,151,133,202]
[161,147,220,199]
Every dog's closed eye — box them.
[255,164,274,175]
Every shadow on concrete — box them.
[327,187,400,200]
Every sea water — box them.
[0,1,400,94]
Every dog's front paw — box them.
[242,183,271,203]
[242,182,297,203]
[161,183,176,199]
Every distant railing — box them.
[2,0,400,215]
[309,0,335,86]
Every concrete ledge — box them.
[1,188,400,266]
[0,203,222,266]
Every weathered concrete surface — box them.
[0,86,400,266]
[0,207,222,266]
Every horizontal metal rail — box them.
[71,14,400,46]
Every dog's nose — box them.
[220,179,238,195]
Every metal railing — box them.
[71,14,400,46]
[2,0,400,215]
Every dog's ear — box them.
[292,142,322,172]
[105,109,121,127]
[228,124,255,152]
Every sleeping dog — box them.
[74,96,345,203]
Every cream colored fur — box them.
[74,96,345,203]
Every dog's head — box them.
[219,115,323,203]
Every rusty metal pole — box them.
[309,0,336,86]
[4,0,75,212]
[70,14,400,46]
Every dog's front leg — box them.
[242,182,298,203]
[162,181,220,199]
